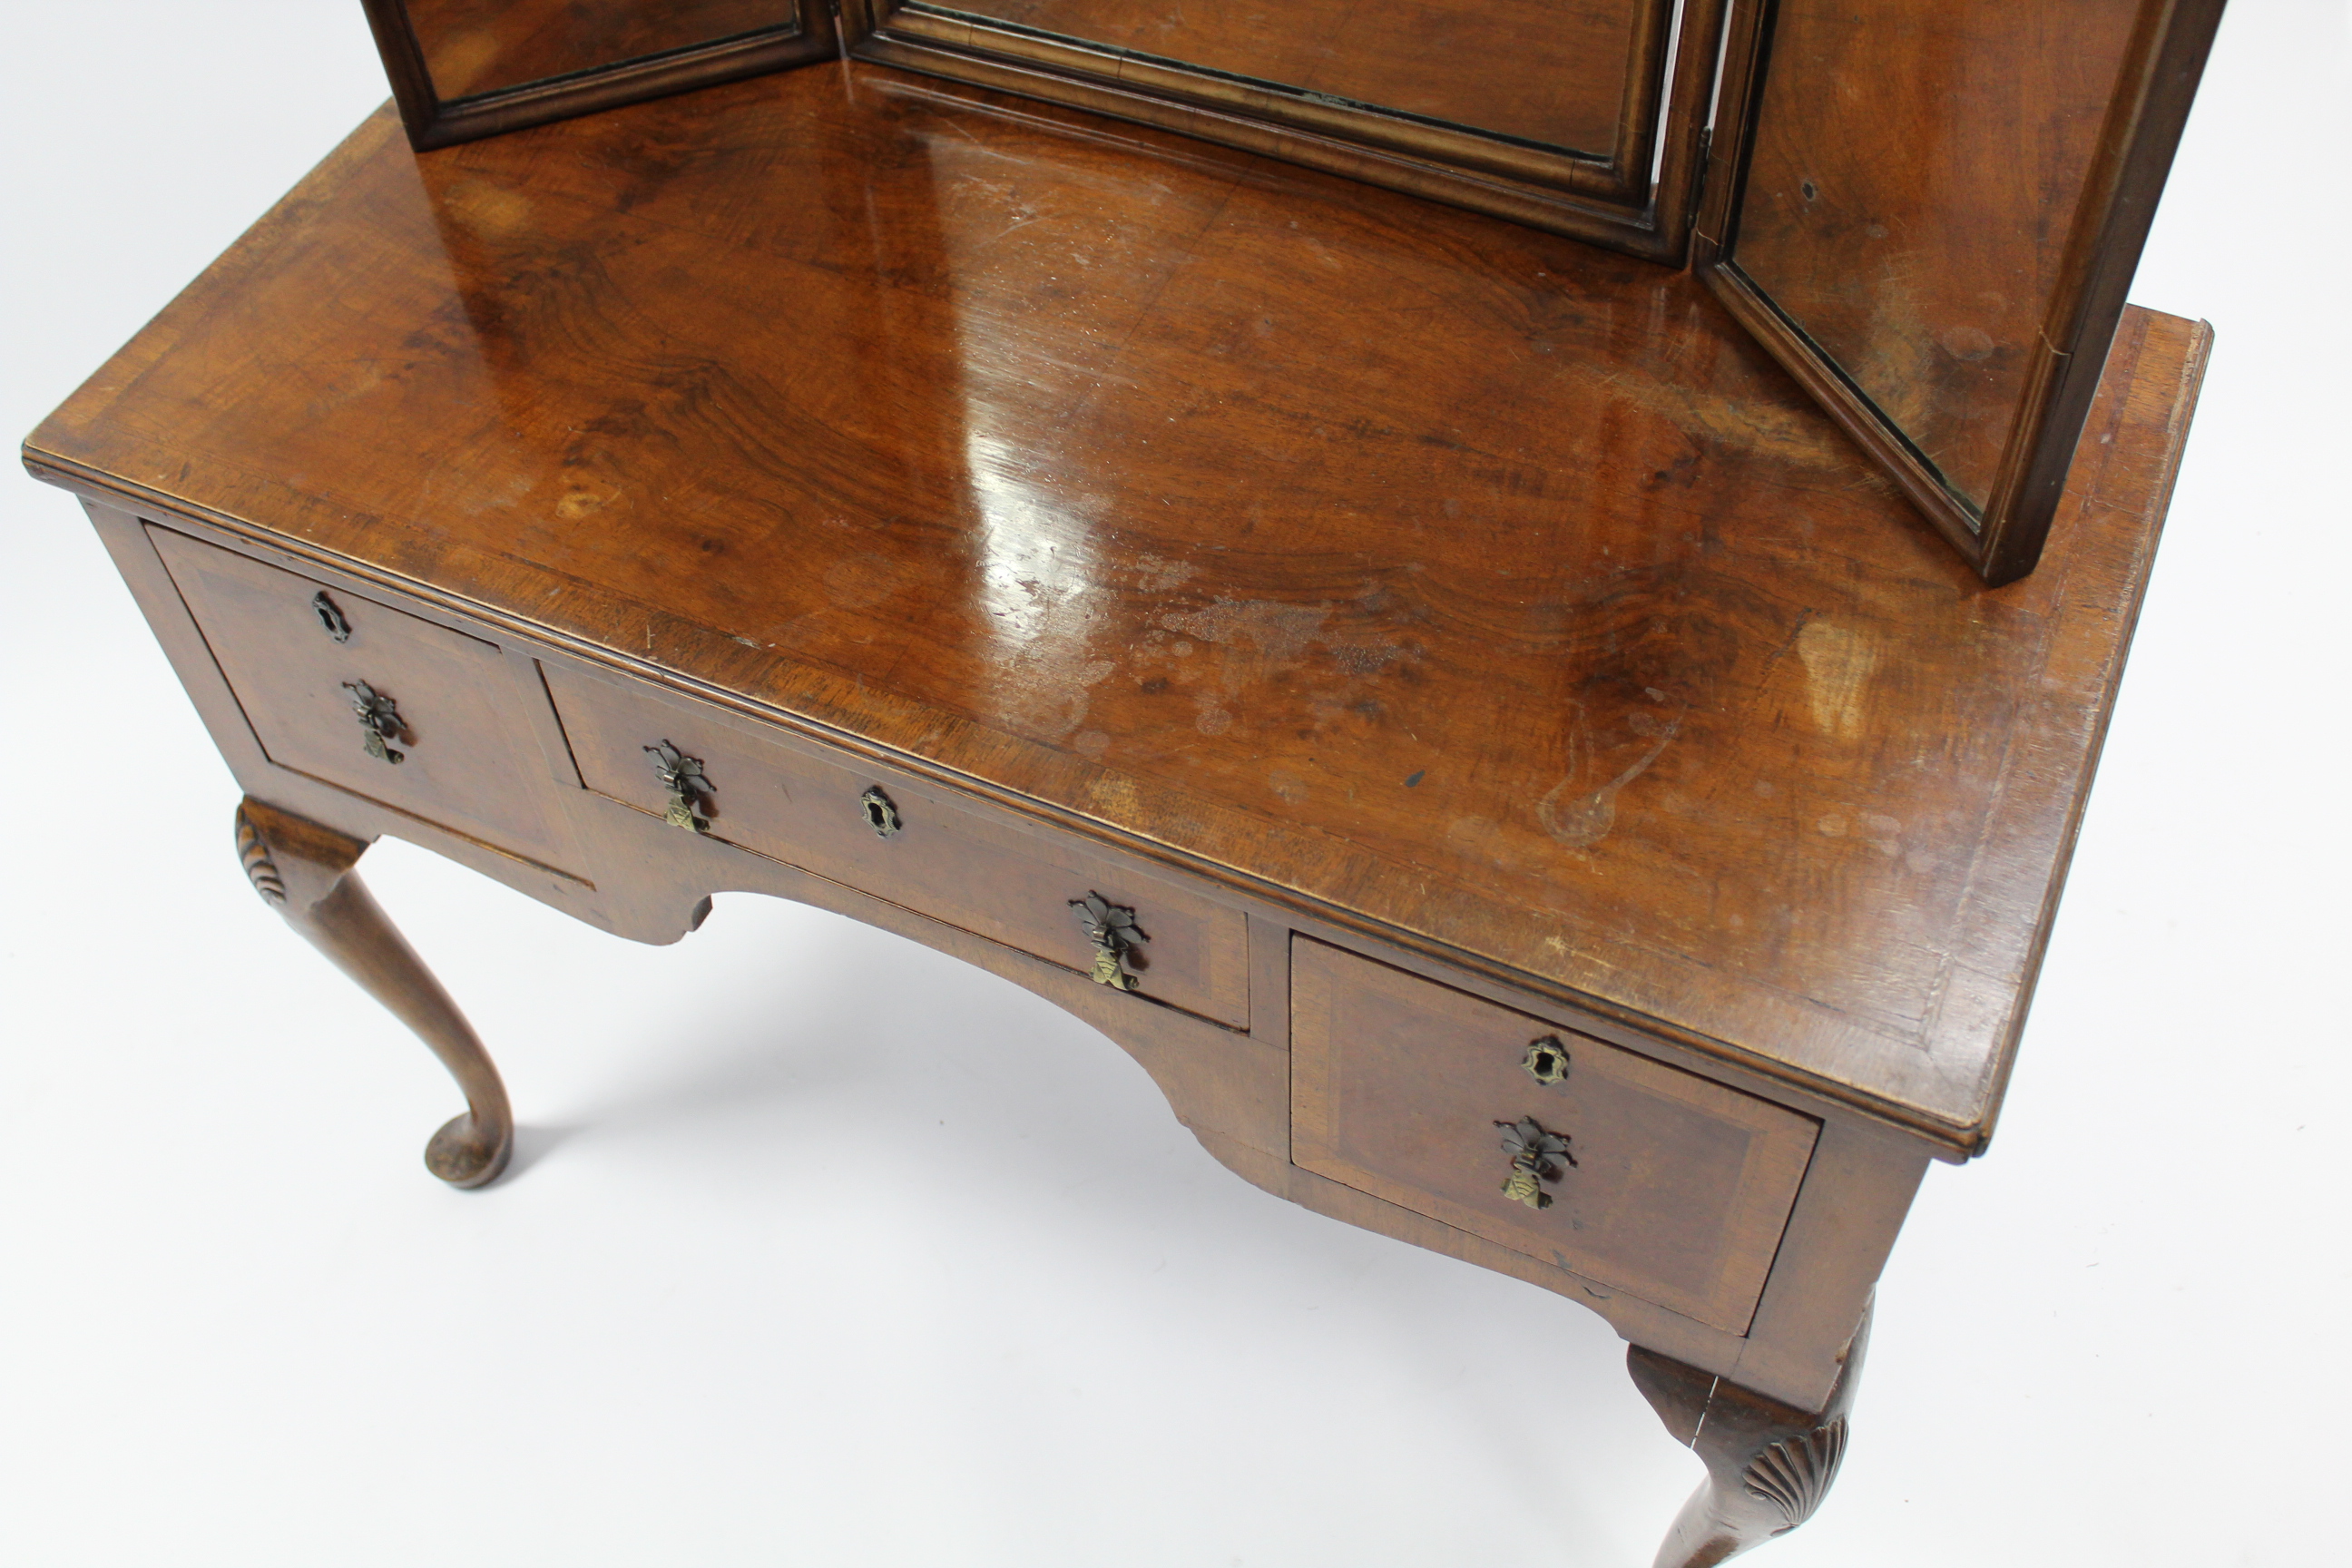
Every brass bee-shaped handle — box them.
[342,680,407,764]
[644,740,714,833]
[1069,891,1148,992]
[1494,1116,1577,1210]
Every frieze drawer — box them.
[150,526,574,871]
[1291,937,1819,1333]
[543,662,1250,1029]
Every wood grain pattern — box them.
[1291,936,1818,1332]
[361,0,834,149]
[152,525,581,875]
[850,0,1714,255]
[233,797,514,1187]
[409,0,802,101]
[544,752,1299,1160]
[1734,0,2143,509]
[544,657,1253,1028]
[1630,1305,1869,1566]
[21,67,2209,1154]
[82,503,612,943]
[915,0,1642,154]
[103,485,1906,1407]
[1697,0,2223,583]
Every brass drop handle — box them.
[342,680,407,763]
[1070,891,1148,992]
[859,785,902,838]
[644,740,714,833]
[1494,1116,1576,1210]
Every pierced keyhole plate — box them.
[859,785,902,838]
[1523,1035,1571,1086]
[312,591,352,643]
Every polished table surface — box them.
[28,64,2203,1160]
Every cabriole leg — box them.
[1626,1308,1869,1568]
[235,797,513,1187]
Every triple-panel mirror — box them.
[357,0,2223,584]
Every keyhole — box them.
[312,591,352,642]
[1522,1035,1571,1085]
[859,786,901,838]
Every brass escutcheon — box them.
[1522,1035,1571,1086]
[859,785,902,838]
[311,591,352,643]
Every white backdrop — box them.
[4,5,2347,1564]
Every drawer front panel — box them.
[544,662,1250,1029]
[1291,938,1818,1332]
[152,526,573,867]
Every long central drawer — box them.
[543,662,1250,1029]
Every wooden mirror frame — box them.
[844,0,1726,260]
[1692,0,2224,585]
[358,0,840,150]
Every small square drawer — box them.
[151,525,573,870]
[1291,938,1818,1333]
[543,662,1250,1030]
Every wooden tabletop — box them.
[23,61,2206,1154]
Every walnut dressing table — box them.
[24,56,2206,1567]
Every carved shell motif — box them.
[235,807,287,906]
[1742,1416,1847,1532]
